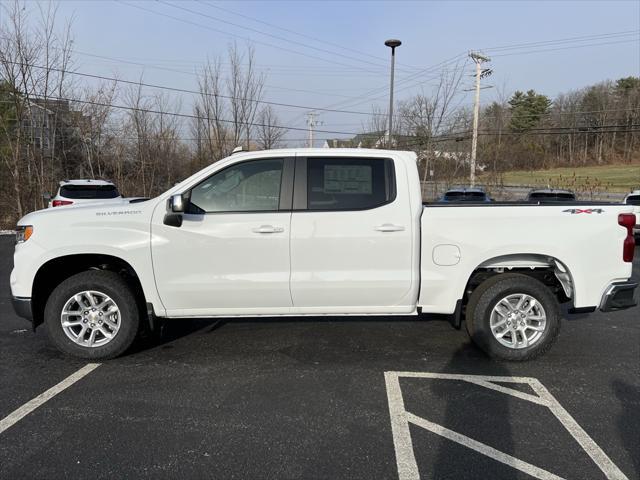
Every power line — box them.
[116,0,388,76]
[480,107,640,121]
[6,61,640,128]
[482,30,640,52]
[5,60,394,117]
[489,38,639,58]
[72,50,369,100]
[11,92,368,137]
[73,45,467,120]
[5,93,636,148]
[156,0,413,75]
[332,30,640,112]
[319,53,468,112]
[197,0,420,70]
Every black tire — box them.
[44,270,140,359]
[465,273,561,361]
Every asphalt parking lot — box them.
[0,234,638,480]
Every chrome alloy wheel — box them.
[489,293,547,349]
[60,290,121,347]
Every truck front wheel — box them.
[44,270,140,359]
[465,273,561,361]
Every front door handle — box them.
[374,224,405,232]
[252,225,284,234]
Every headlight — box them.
[15,225,33,244]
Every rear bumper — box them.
[11,296,33,321]
[599,281,638,312]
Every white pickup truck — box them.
[10,149,638,361]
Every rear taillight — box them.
[52,200,73,207]
[618,213,636,263]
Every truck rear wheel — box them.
[465,273,561,361]
[44,270,140,359]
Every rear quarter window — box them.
[626,195,640,206]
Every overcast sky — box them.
[13,0,640,145]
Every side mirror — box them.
[43,192,51,202]
[170,193,185,213]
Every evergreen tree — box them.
[508,90,552,132]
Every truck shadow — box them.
[611,379,640,477]
[126,317,220,355]
[430,343,516,480]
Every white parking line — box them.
[385,371,629,480]
[406,412,564,480]
[0,363,101,435]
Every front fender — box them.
[11,202,166,317]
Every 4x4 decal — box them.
[562,208,604,214]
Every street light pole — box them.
[385,39,401,147]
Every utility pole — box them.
[468,51,491,186]
[307,111,321,148]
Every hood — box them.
[17,198,156,228]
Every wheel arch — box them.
[456,253,574,327]
[32,254,148,329]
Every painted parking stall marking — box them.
[384,371,629,480]
[0,363,101,435]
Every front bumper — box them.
[599,281,638,312]
[11,296,33,321]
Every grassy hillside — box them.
[493,164,640,192]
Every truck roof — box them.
[445,186,487,193]
[228,147,417,159]
[59,179,115,186]
[528,188,574,194]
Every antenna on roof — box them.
[231,146,244,154]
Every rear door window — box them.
[60,184,120,199]
[306,158,395,210]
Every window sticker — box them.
[323,165,372,194]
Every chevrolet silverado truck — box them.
[10,149,638,361]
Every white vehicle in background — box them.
[624,190,640,239]
[47,179,123,208]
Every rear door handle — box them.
[374,224,405,232]
[252,225,284,234]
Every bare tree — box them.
[255,105,287,149]
[227,43,265,149]
[363,104,390,148]
[192,57,230,165]
[77,79,118,178]
[0,0,74,218]
[124,81,154,196]
[397,63,466,181]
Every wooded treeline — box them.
[382,72,640,185]
[0,1,638,228]
[0,1,288,227]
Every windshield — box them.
[444,191,486,201]
[529,192,575,201]
[60,184,120,199]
